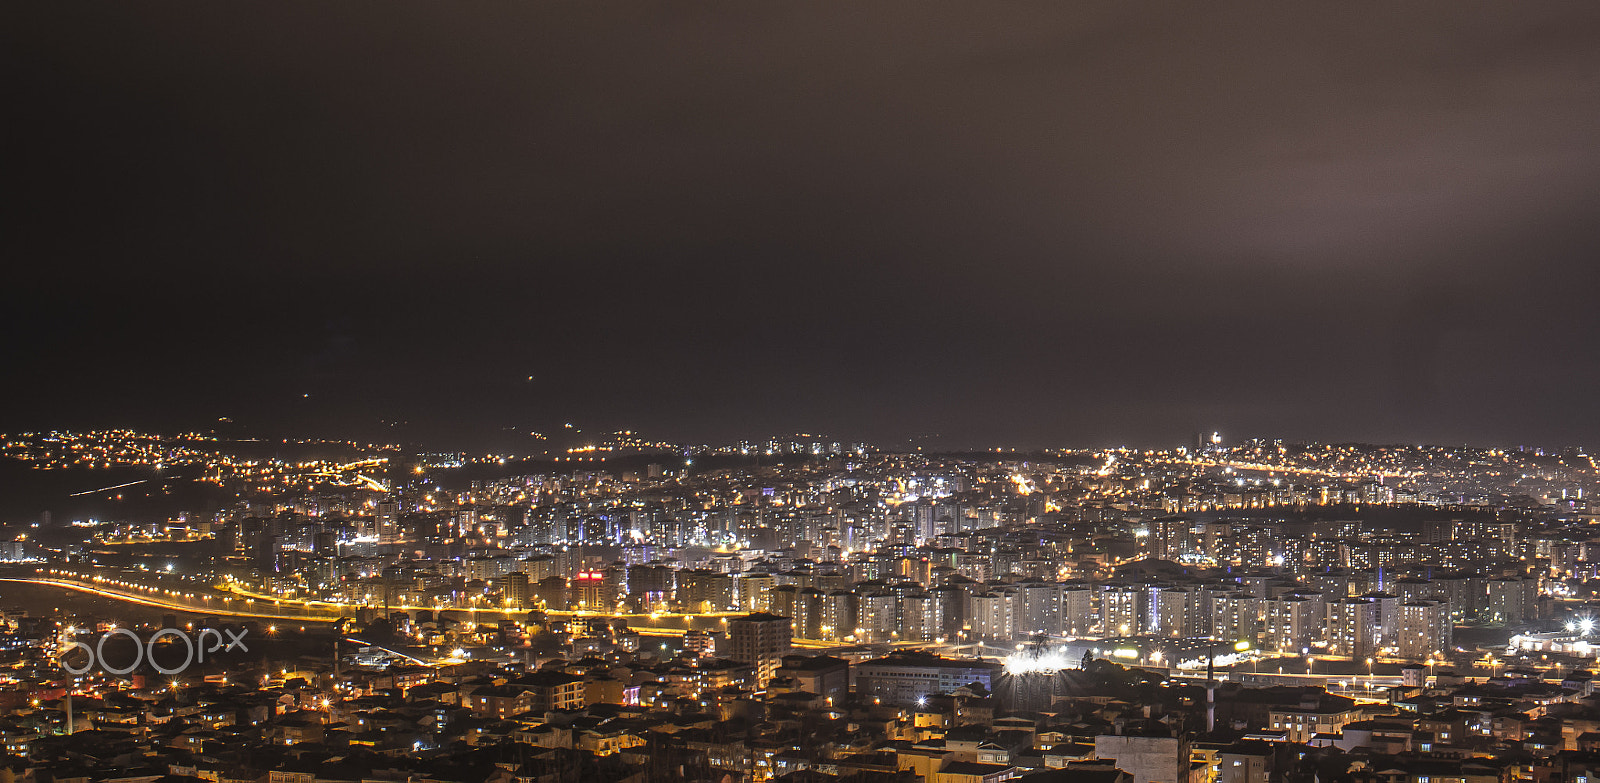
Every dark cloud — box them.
[6,2,1600,449]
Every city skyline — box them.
[8,5,1600,782]
[0,380,1596,782]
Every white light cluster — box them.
[1177,652,1248,670]
[1005,648,1076,675]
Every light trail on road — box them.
[0,578,340,623]
[16,574,868,652]
[68,479,149,497]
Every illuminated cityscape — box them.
[9,3,1600,783]
[0,429,1597,781]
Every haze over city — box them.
[8,2,1600,449]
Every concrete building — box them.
[1263,595,1318,653]
[1150,587,1193,638]
[901,592,941,642]
[1210,592,1259,644]
[1094,733,1190,783]
[374,500,399,545]
[1397,599,1451,660]
[1015,581,1064,638]
[1359,591,1399,646]
[1099,584,1142,637]
[1150,517,1195,562]
[1062,583,1095,637]
[773,653,850,700]
[1327,596,1378,659]
[857,591,898,643]
[1487,576,1539,626]
[1218,742,1273,783]
[854,652,999,706]
[970,589,1017,641]
[726,611,793,686]
[819,590,857,642]
[678,569,736,613]
[503,572,531,608]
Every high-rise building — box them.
[768,584,799,624]
[735,572,774,612]
[796,587,826,640]
[856,591,897,642]
[900,592,940,642]
[1188,582,1225,637]
[1150,517,1195,561]
[1199,521,1233,563]
[969,589,1016,641]
[677,569,735,613]
[1432,572,1482,623]
[727,612,793,686]
[819,590,857,642]
[535,575,569,610]
[1015,581,1064,638]
[1263,595,1318,652]
[1236,525,1283,569]
[571,570,610,610]
[1062,583,1094,637]
[1211,592,1260,644]
[627,564,675,611]
[375,500,400,545]
[932,584,967,642]
[1359,591,1399,647]
[1327,597,1378,659]
[503,572,531,608]
[1486,576,1539,626]
[1397,599,1451,660]
[1099,583,1141,637]
[1150,586,1193,637]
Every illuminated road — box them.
[0,578,342,623]
[12,568,901,656]
[213,580,790,630]
[6,573,852,650]
[344,637,436,666]
[68,479,150,497]
[1145,456,1413,481]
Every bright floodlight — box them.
[1005,648,1074,675]
[1582,618,1596,635]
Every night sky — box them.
[7,3,1600,450]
